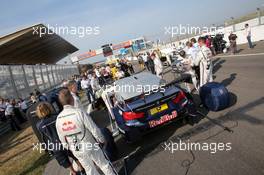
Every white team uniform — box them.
[56,105,117,175]
[154,57,163,78]
[177,55,198,92]
[196,45,213,88]
[71,92,83,109]
[186,46,198,63]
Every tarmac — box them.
[44,41,264,175]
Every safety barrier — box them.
[174,16,264,46]
[0,64,79,99]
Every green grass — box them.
[0,124,51,175]
[1,151,50,175]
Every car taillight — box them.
[172,91,186,104]
[123,111,145,121]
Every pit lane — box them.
[91,42,264,175]
[44,42,264,175]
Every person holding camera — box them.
[228,32,238,54]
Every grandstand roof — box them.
[0,24,78,64]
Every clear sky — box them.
[1,0,263,63]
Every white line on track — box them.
[215,52,264,58]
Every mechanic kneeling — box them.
[56,89,117,175]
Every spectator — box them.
[115,67,125,80]
[19,98,28,114]
[206,35,216,56]
[13,99,27,124]
[26,101,44,142]
[91,72,101,98]
[178,42,185,50]
[36,102,84,175]
[152,53,163,78]
[110,64,118,80]
[191,38,199,48]
[35,90,48,102]
[101,66,111,83]
[147,52,155,74]
[185,41,192,53]
[95,66,105,86]
[125,58,135,74]
[62,79,69,87]
[186,41,198,62]
[81,76,95,104]
[142,53,149,71]
[119,59,130,77]
[245,24,253,49]
[5,99,21,131]
[137,54,144,70]
[105,64,112,76]
[0,98,7,122]
[30,92,37,104]
[68,80,83,109]
[74,75,82,91]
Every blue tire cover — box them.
[200,82,230,111]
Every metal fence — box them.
[0,64,79,99]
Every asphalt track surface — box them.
[44,41,264,175]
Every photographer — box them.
[228,32,237,54]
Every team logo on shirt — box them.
[62,121,77,132]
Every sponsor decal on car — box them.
[149,110,177,128]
